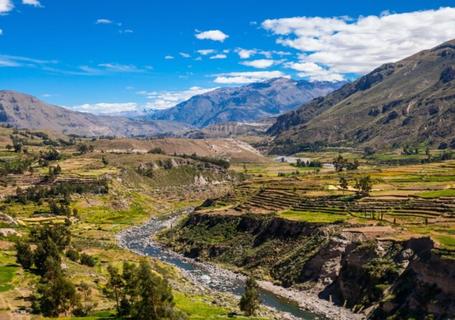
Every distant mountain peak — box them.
[142,78,345,128]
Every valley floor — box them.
[0,128,453,319]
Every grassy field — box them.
[278,210,349,223]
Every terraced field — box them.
[214,155,455,249]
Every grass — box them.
[433,235,455,249]
[278,210,349,223]
[0,265,16,292]
[174,292,266,320]
[417,189,455,198]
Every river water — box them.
[117,212,324,320]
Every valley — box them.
[2,5,455,318]
[0,124,453,319]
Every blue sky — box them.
[1,0,455,114]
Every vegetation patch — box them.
[278,210,348,223]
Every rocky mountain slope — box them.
[161,212,455,320]
[0,90,190,137]
[144,78,344,128]
[268,40,455,153]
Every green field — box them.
[278,210,349,223]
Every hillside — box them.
[92,137,267,162]
[144,78,344,127]
[0,90,190,137]
[268,40,455,153]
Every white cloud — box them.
[179,52,191,58]
[0,54,58,68]
[119,29,134,34]
[213,71,288,84]
[195,29,229,42]
[262,7,455,75]
[164,55,174,60]
[0,29,3,36]
[138,87,216,110]
[22,0,42,7]
[241,59,276,69]
[197,49,216,56]
[0,0,13,13]
[236,48,257,59]
[0,57,19,67]
[97,63,143,73]
[235,48,291,59]
[286,62,344,82]
[96,19,113,25]
[209,54,227,60]
[70,102,139,115]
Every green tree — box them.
[15,240,33,269]
[105,260,185,320]
[106,264,124,314]
[239,276,261,316]
[34,257,79,316]
[355,176,373,197]
[339,176,349,193]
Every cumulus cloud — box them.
[286,62,344,82]
[209,54,227,59]
[235,48,291,59]
[138,87,216,110]
[241,59,276,69]
[213,71,289,84]
[0,0,13,13]
[22,0,42,7]
[236,48,257,59]
[96,18,113,25]
[195,29,229,42]
[262,7,455,77]
[179,52,191,58]
[69,102,139,115]
[164,55,174,60]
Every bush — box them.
[80,253,96,267]
[148,147,165,154]
[65,248,80,262]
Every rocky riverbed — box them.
[117,209,363,320]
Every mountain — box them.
[0,91,190,137]
[268,40,455,153]
[143,78,344,128]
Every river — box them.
[117,210,324,320]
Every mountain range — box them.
[0,90,190,137]
[142,78,344,127]
[268,39,455,152]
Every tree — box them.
[333,155,347,172]
[355,176,373,197]
[15,241,33,269]
[105,260,186,320]
[34,257,79,317]
[106,265,124,314]
[339,176,349,193]
[239,276,261,316]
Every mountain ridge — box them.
[143,78,345,128]
[0,90,190,137]
[268,39,455,152]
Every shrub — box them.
[65,248,80,262]
[80,253,96,267]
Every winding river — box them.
[117,210,323,320]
